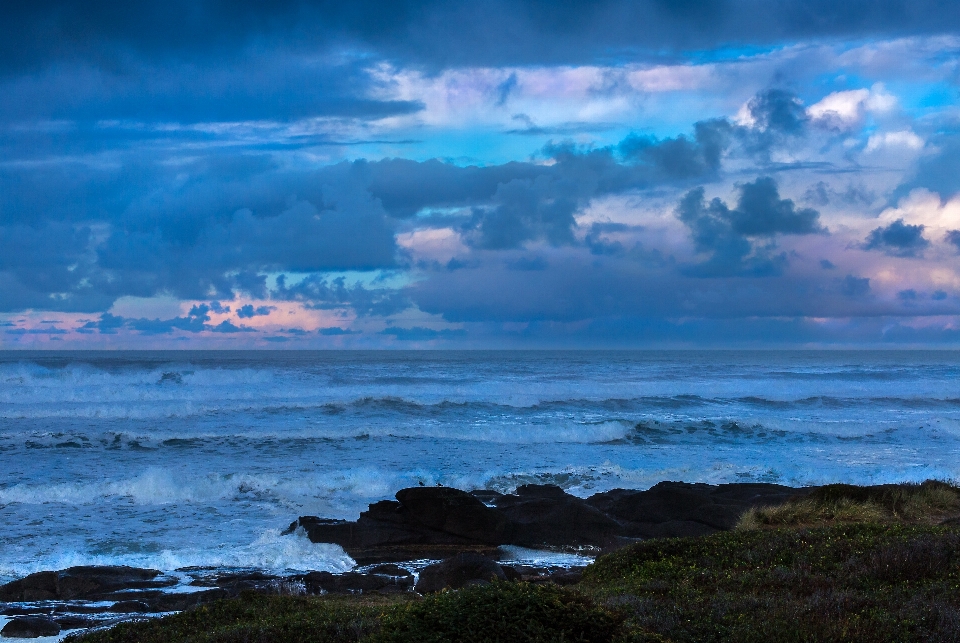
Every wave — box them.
[0,528,354,581]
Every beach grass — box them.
[581,523,960,642]
[737,479,960,529]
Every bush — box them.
[581,523,960,643]
[738,480,960,529]
[66,592,390,643]
[373,582,628,643]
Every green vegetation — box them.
[65,593,396,643]
[738,480,960,529]
[582,523,960,643]
[373,582,630,643]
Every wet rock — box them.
[301,571,412,594]
[469,489,505,505]
[366,564,413,578]
[53,615,99,629]
[396,487,510,544]
[587,481,803,537]
[292,481,812,564]
[0,566,175,602]
[415,553,507,593]
[495,484,624,548]
[108,600,150,613]
[148,588,229,612]
[294,497,500,563]
[1,615,61,638]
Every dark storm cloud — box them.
[863,219,929,257]
[409,251,949,326]
[319,327,360,335]
[675,177,824,276]
[0,113,741,314]
[272,274,412,317]
[236,304,275,318]
[3,1,959,72]
[78,304,258,335]
[841,275,871,298]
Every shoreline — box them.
[3,479,959,640]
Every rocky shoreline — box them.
[287,480,805,562]
[0,481,807,638]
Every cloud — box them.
[863,219,929,257]
[675,176,823,276]
[380,326,467,341]
[841,275,871,298]
[210,320,255,333]
[4,1,960,72]
[319,326,360,335]
[236,304,274,318]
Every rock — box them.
[108,600,150,613]
[0,566,174,602]
[295,497,501,563]
[148,588,229,612]
[290,481,812,565]
[396,487,510,544]
[366,564,413,578]
[415,553,507,593]
[54,615,98,630]
[301,571,412,594]
[495,484,624,548]
[469,490,505,505]
[587,481,802,537]
[1,616,61,638]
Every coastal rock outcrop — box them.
[0,566,175,602]
[587,481,803,538]
[415,553,507,593]
[1,615,61,638]
[289,481,806,563]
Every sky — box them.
[2,0,960,348]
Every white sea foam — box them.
[0,528,354,580]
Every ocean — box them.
[1,350,959,584]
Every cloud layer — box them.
[3,2,960,346]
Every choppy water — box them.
[1,350,959,583]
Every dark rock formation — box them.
[496,484,623,548]
[395,487,510,544]
[588,481,805,538]
[415,553,507,593]
[1,615,61,638]
[291,482,808,563]
[0,566,175,602]
[108,600,150,613]
[290,491,501,563]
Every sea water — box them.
[1,350,959,583]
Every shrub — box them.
[580,524,960,643]
[66,592,390,643]
[373,581,627,643]
[738,480,960,529]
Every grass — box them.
[737,480,960,529]
[68,482,960,643]
[65,593,400,643]
[372,582,631,643]
[581,523,960,643]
